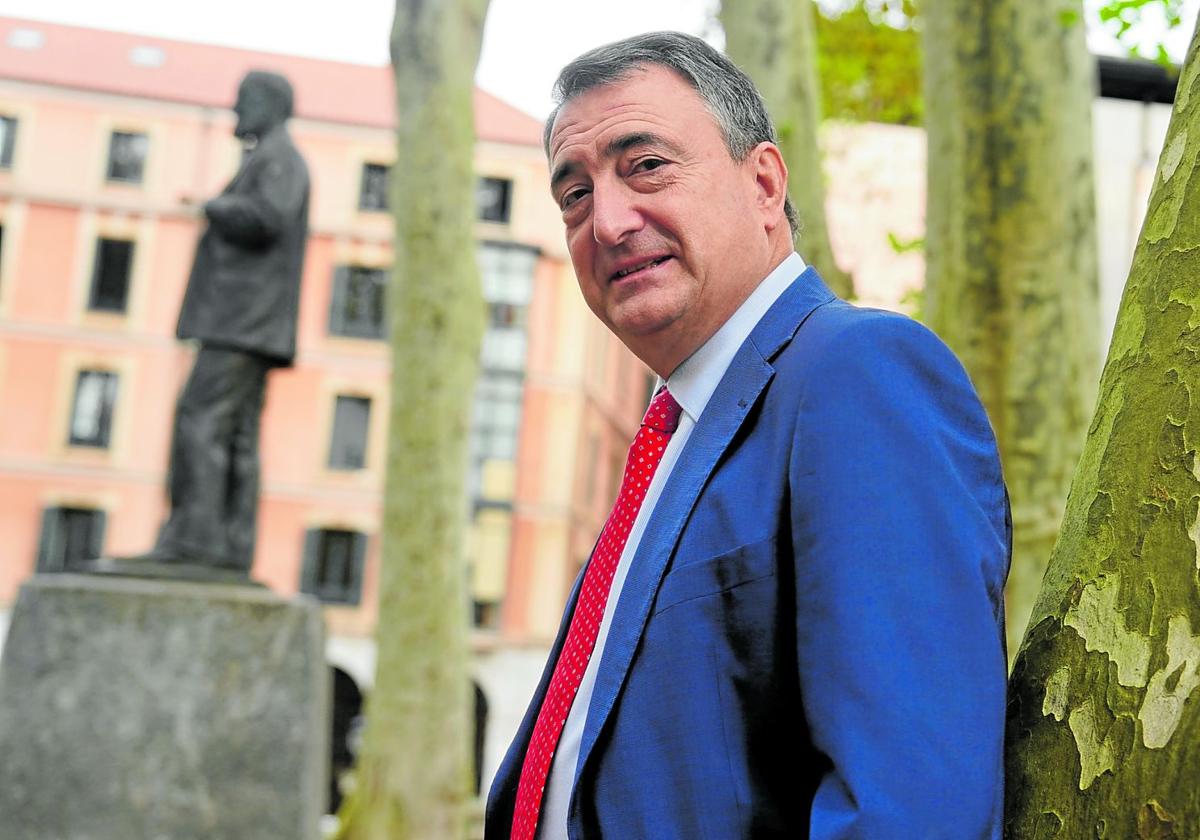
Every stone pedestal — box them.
[0,574,328,840]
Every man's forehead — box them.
[547,66,710,160]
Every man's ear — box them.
[748,142,789,232]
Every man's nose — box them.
[591,184,643,247]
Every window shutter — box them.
[36,507,63,573]
[89,240,105,306]
[301,529,321,596]
[374,270,389,340]
[87,510,107,560]
[347,532,367,605]
[99,373,117,448]
[329,266,348,336]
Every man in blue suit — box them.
[487,32,1010,839]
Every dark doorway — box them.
[474,681,489,795]
[328,667,363,814]
[327,675,490,809]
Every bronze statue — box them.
[97,71,310,582]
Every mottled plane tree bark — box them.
[720,0,853,297]
[1006,19,1200,837]
[923,0,1100,656]
[334,0,490,838]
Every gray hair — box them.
[543,31,797,235]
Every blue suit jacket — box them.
[486,269,1011,838]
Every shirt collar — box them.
[663,251,807,423]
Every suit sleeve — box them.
[205,154,306,246]
[789,313,1010,839]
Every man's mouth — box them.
[612,256,671,280]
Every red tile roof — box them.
[0,16,544,147]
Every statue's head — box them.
[233,71,294,140]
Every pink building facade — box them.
[0,17,652,798]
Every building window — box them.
[480,327,527,372]
[301,528,367,605]
[329,395,371,470]
[476,177,512,224]
[37,506,105,572]
[0,115,17,169]
[68,369,118,448]
[129,45,166,67]
[471,373,523,462]
[477,242,535,373]
[329,265,387,339]
[473,600,501,631]
[359,163,390,211]
[88,238,134,313]
[106,130,148,183]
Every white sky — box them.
[0,0,1193,119]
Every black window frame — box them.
[470,371,524,464]
[88,237,135,313]
[106,130,149,184]
[0,114,17,169]
[473,600,501,631]
[328,395,371,471]
[328,265,388,340]
[476,176,513,224]
[301,528,367,605]
[358,162,390,212]
[37,506,106,572]
[68,369,118,448]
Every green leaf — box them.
[887,231,925,254]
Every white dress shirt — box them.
[537,251,807,839]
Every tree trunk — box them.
[922,0,1100,657]
[334,1,489,838]
[1006,19,1200,837]
[720,0,852,297]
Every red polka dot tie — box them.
[510,387,683,839]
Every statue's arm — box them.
[204,156,306,247]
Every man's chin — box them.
[608,305,680,338]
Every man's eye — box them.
[561,188,589,209]
[633,158,666,172]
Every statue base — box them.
[85,554,263,586]
[0,573,328,840]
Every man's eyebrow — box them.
[550,159,577,192]
[550,131,684,191]
[604,131,682,159]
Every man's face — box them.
[547,65,777,376]
[233,82,279,139]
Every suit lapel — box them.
[572,267,835,788]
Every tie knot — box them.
[642,387,682,433]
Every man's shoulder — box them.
[776,296,950,372]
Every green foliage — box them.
[812,0,1189,123]
[814,0,923,125]
[1059,8,1083,27]
[887,231,924,253]
[1097,0,1187,64]
[900,286,925,322]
